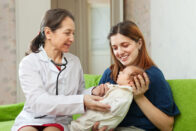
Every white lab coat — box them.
[12,47,91,131]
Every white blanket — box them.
[70,84,133,131]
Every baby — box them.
[70,66,145,131]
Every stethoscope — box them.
[35,57,68,119]
[51,57,68,95]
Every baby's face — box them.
[117,66,135,85]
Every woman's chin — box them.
[62,49,69,53]
[121,61,129,66]
[121,60,134,66]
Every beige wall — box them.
[15,0,51,103]
[124,0,151,53]
[0,0,16,104]
[0,0,51,104]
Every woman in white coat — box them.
[12,8,110,131]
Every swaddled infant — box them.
[70,66,145,131]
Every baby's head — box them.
[117,66,144,86]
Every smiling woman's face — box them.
[46,17,75,53]
[110,33,142,66]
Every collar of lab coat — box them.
[38,46,73,72]
[38,46,73,62]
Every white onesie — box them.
[70,84,133,131]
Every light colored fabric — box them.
[12,47,92,131]
[70,84,133,131]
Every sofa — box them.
[0,74,196,131]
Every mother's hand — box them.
[84,95,110,112]
[130,72,150,99]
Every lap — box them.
[116,126,144,131]
[19,126,38,131]
[19,126,61,131]
[18,123,63,131]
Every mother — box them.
[93,21,180,131]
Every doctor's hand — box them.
[84,95,110,112]
[92,84,109,97]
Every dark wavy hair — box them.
[26,8,74,55]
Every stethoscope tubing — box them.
[51,57,68,95]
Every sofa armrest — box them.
[0,103,24,121]
[167,79,196,131]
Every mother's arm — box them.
[134,95,174,131]
[131,73,174,131]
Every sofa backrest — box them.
[84,74,102,89]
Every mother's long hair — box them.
[108,21,155,81]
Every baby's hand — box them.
[92,84,109,97]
